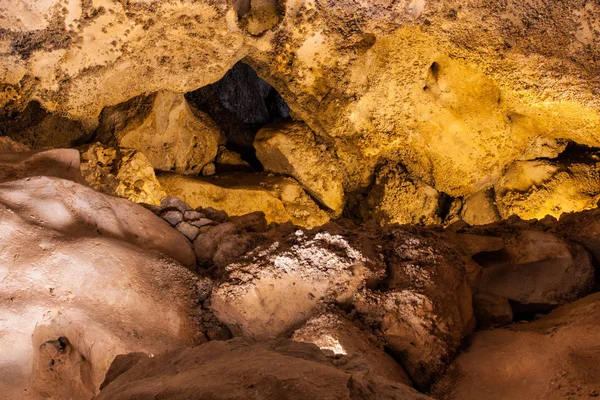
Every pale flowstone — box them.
[0,176,201,400]
[80,143,167,206]
[255,121,346,215]
[158,172,329,228]
[95,91,225,175]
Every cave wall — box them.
[1,0,599,213]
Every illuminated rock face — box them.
[1,0,599,222]
[0,176,202,399]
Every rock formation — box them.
[0,0,599,399]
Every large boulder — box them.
[0,177,202,399]
[476,229,594,309]
[96,338,431,400]
[211,228,381,340]
[254,121,346,215]
[95,91,225,175]
[557,207,600,265]
[80,143,167,206]
[354,228,474,389]
[158,172,330,228]
[432,293,600,400]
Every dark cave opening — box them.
[185,61,291,171]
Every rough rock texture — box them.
[80,143,166,205]
[95,91,225,175]
[495,158,600,220]
[432,293,600,400]
[254,121,346,215]
[367,163,442,226]
[2,1,599,214]
[354,228,474,389]
[158,172,329,228]
[0,176,203,399]
[472,292,513,328]
[96,338,431,400]
[211,229,380,339]
[476,229,594,309]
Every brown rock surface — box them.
[432,293,600,400]
[0,148,83,184]
[96,338,431,400]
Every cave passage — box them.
[185,61,291,170]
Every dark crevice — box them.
[185,61,291,171]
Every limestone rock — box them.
[432,293,600,400]
[476,230,594,309]
[495,159,600,220]
[161,210,184,227]
[80,143,167,206]
[158,172,329,228]
[0,177,202,399]
[292,313,411,385]
[0,101,94,149]
[354,228,474,389]
[96,338,430,400]
[367,164,441,226]
[176,222,200,241]
[460,189,500,226]
[0,148,83,184]
[96,91,225,175]
[211,229,380,340]
[255,121,346,215]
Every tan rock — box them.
[80,143,167,206]
[158,172,329,228]
[473,292,513,328]
[367,163,441,226]
[460,189,500,225]
[0,176,202,399]
[211,229,377,340]
[255,121,346,215]
[495,159,600,220]
[432,293,600,400]
[215,148,251,173]
[96,91,225,175]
